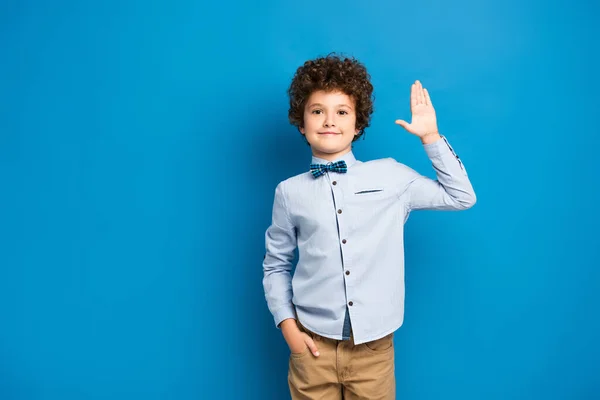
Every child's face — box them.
[300,90,359,161]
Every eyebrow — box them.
[307,103,353,109]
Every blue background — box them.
[1,0,598,399]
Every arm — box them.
[398,134,476,211]
[262,182,297,328]
[395,81,476,211]
[262,183,321,356]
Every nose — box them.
[324,114,335,128]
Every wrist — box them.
[420,131,441,145]
[280,318,298,332]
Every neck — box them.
[312,147,352,162]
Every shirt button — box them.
[337,209,342,214]
[332,181,337,185]
[348,301,353,306]
[342,239,347,244]
[345,270,350,275]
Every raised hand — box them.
[395,80,441,144]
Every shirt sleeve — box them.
[397,135,477,211]
[262,182,297,328]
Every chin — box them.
[315,146,349,155]
[313,144,337,152]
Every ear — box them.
[300,126,305,135]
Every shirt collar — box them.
[311,150,357,169]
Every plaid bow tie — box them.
[310,160,348,178]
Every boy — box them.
[262,54,476,400]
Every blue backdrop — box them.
[1,0,598,399]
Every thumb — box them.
[305,337,320,357]
[395,119,410,130]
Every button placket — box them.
[338,177,356,323]
[328,172,354,326]
[329,172,351,273]
[342,177,357,325]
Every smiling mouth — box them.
[319,131,340,135]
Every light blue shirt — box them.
[262,136,476,345]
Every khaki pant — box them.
[288,321,395,400]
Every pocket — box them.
[350,182,393,202]
[363,333,394,354]
[290,320,313,358]
[290,346,311,358]
[355,188,384,195]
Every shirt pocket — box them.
[352,185,388,200]
[348,183,401,232]
[354,188,384,195]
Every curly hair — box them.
[287,53,374,142]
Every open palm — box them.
[395,80,439,138]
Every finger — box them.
[410,83,417,109]
[416,80,424,104]
[424,88,432,106]
[395,119,410,130]
[305,337,320,357]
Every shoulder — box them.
[355,157,408,171]
[352,157,420,184]
[279,170,312,188]
[273,171,313,196]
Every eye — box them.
[338,110,348,115]
[311,109,322,114]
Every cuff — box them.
[423,135,452,159]
[273,305,297,329]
